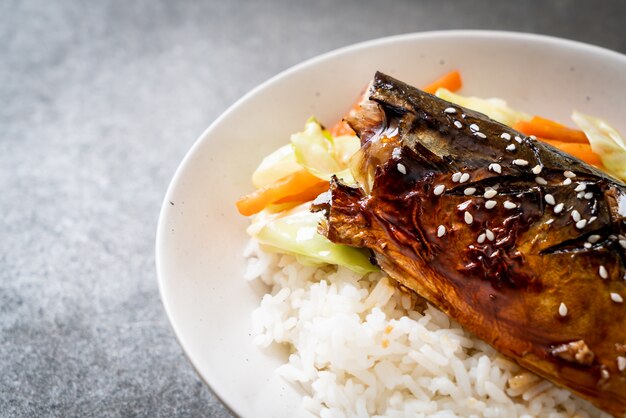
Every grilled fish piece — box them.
[313,72,626,416]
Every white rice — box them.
[246,240,608,418]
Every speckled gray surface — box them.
[1,0,625,416]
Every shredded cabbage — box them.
[571,111,626,182]
[290,118,358,184]
[252,119,359,189]
[248,203,377,275]
[435,88,531,126]
[252,144,301,188]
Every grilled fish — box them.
[313,72,626,416]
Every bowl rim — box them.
[155,29,626,416]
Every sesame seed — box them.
[464,211,473,225]
[477,233,486,243]
[437,225,446,237]
[574,183,586,192]
[500,133,511,140]
[452,172,462,182]
[564,171,576,178]
[464,187,477,196]
[563,178,572,185]
[470,123,480,132]
[529,135,537,140]
[503,201,517,209]
[584,192,593,200]
[444,107,457,114]
[577,191,585,199]
[610,293,623,303]
[576,219,587,229]
[489,163,502,174]
[454,120,463,129]
[512,159,529,166]
[514,136,522,143]
[584,242,592,249]
[397,163,407,174]
[554,203,564,214]
[558,302,568,317]
[535,177,548,185]
[474,132,487,139]
[506,144,516,152]
[571,210,581,222]
[588,216,597,224]
[618,356,626,372]
[485,200,497,210]
[531,165,542,174]
[392,147,402,158]
[458,200,473,211]
[545,219,554,225]
[459,173,470,183]
[587,235,601,243]
[544,194,556,205]
[599,265,608,279]
[433,184,446,196]
[486,229,495,241]
[601,369,610,380]
[461,113,467,119]
[484,189,498,199]
[620,240,626,249]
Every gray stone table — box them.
[2,0,625,416]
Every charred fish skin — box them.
[314,72,626,416]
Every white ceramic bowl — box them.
[156,31,626,417]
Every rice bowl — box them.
[156,31,626,418]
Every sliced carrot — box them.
[328,120,355,137]
[531,116,568,129]
[513,117,588,144]
[423,70,462,94]
[538,138,603,167]
[236,169,328,216]
[274,180,330,204]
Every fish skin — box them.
[314,72,626,416]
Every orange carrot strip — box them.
[328,121,355,137]
[274,180,330,204]
[532,116,568,129]
[538,138,603,167]
[513,117,589,144]
[236,170,327,216]
[423,70,462,94]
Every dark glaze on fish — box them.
[313,72,626,416]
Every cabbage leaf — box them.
[252,144,301,188]
[248,203,378,275]
[435,88,531,126]
[290,118,358,184]
[571,111,626,182]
